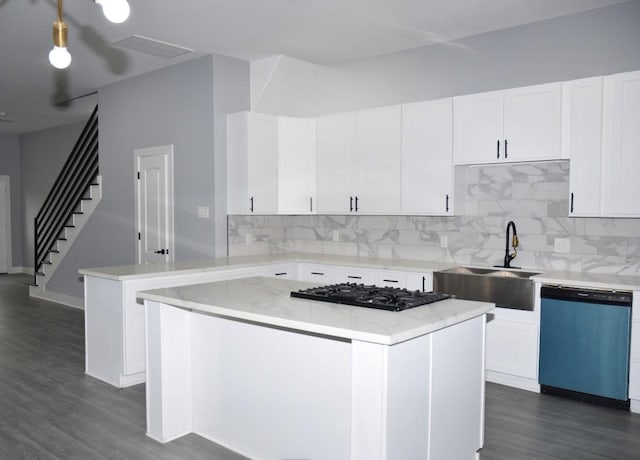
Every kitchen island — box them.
[138,276,494,460]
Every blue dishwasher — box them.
[539,285,632,410]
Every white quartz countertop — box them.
[137,277,494,345]
[79,252,640,291]
[78,253,453,281]
[531,270,640,291]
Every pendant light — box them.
[48,0,131,70]
[49,0,72,69]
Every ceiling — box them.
[0,0,632,134]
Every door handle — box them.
[154,249,166,255]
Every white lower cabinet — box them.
[485,308,539,392]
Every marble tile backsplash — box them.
[228,161,640,275]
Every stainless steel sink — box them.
[433,266,541,311]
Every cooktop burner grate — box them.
[290,283,450,312]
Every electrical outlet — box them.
[197,205,209,219]
[440,235,448,248]
[245,233,254,245]
[332,230,340,242]
[554,237,571,253]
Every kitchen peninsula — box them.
[137,276,493,460]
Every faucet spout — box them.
[503,221,519,268]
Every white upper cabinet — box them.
[278,117,316,214]
[316,106,402,214]
[401,98,454,215]
[227,111,278,214]
[566,77,604,217]
[355,105,402,214]
[315,112,357,214]
[453,90,504,164]
[453,82,564,164]
[601,70,640,217]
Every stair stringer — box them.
[29,176,102,308]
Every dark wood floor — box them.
[1,274,639,459]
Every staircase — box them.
[29,106,101,305]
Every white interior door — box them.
[135,146,174,264]
[0,176,10,273]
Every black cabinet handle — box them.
[422,276,426,292]
[310,272,324,276]
[504,139,508,158]
[445,194,450,212]
[355,196,359,212]
[350,196,354,212]
[347,275,362,280]
[497,140,500,159]
[383,279,399,283]
[275,272,287,276]
[570,192,574,213]
[250,196,254,213]
[310,197,313,212]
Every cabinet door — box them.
[226,112,249,214]
[503,82,563,162]
[406,273,433,292]
[278,117,316,214]
[355,105,402,213]
[453,90,504,164]
[602,71,640,217]
[567,77,603,216]
[247,113,278,214]
[402,99,454,215]
[316,112,356,213]
[486,317,538,379]
[124,304,146,376]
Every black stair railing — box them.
[33,105,99,285]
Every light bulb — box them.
[96,0,130,24]
[49,46,72,69]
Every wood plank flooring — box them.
[1,274,639,459]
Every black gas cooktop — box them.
[290,283,450,312]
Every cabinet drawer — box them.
[335,267,376,285]
[298,264,336,284]
[375,270,407,288]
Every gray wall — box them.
[47,55,248,299]
[212,55,251,256]
[0,133,23,267]
[19,122,85,268]
[316,0,640,114]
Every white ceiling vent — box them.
[113,34,193,58]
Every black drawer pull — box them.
[310,272,324,276]
[383,279,399,283]
[347,275,362,279]
[275,272,287,276]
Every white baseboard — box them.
[29,289,84,310]
[486,370,540,393]
[9,266,31,275]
